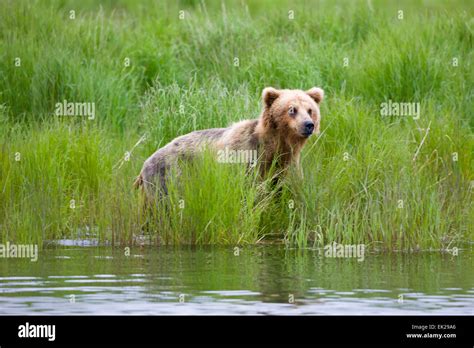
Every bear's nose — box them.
[304,121,314,134]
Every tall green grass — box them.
[0,0,473,250]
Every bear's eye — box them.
[288,106,297,116]
[307,109,312,115]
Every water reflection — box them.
[0,246,472,314]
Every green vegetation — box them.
[0,0,472,249]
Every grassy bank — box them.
[0,0,473,249]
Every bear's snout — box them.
[301,121,314,137]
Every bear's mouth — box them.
[301,130,313,138]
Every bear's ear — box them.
[262,87,280,108]
[306,87,324,104]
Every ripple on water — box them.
[202,290,261,297]
[353,289,393,294]
[0,277,40,281]
[93,274,116,278]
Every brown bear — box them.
[134,87,324,200]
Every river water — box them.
[0,245,472,315]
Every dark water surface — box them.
[0,246,472,315]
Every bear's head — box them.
[261,87,324,140]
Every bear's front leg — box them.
[293,153,304,180]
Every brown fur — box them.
[135,87,324,200]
